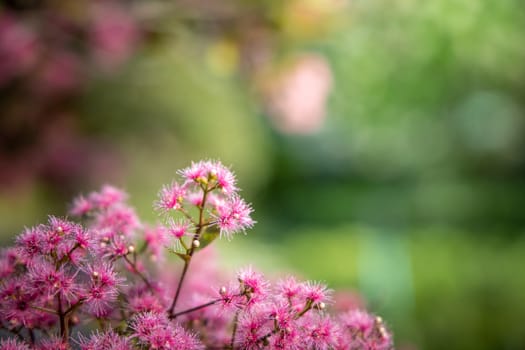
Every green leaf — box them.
[198,227,220,250]
[175,252,190,262]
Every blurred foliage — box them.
[221,226,525,350]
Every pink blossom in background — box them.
[90,3,141,70]
[265,54,333,135]
[0,14,38,87]
[33,51,83,97]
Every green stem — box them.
[168,185,210,317]
[172,298,221,317]
[230,309,241,349]
[123,255,155,292]
[57,294,68,342]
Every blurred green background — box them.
[1,0,525,349]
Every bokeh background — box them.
[1,0,525,349]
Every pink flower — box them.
[0,14,38,87]
[216,282,244,311]
[90,4,140,70]
[235,306,273,349]
[301,314,340,350]
[93,204,141,237]
[179,161,212,183]
[213,195,255,239]
[16,226,44,262]
[144,225,169,261]
[0,338,32,350]
[82,263,123,317]
[277,276,303,301]
[264,54,333,135]
[84,263,123,288]
[128,290,166,313]
[185,191,205,207]
[339,310,393,350]
[70,195,93,217]
[89,185,128,209]
[179,160,237,194]
[34,51,82,97]
[301,281,332,306]
[27,261,79,302]
[37,336,69,350]
[0,247,20,278]
[237,267,269,307]
[78,330,132,350]
[340,309,375,335]
[167,218,193,239]
[155,181,186,213]
[0,160,394,349]
[0,278,47,328]
[130,312,203,350]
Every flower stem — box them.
[171,298,221,318]
[123,255,155,292]
[230,309,241,349]
[57,294,69,342]
[168,186,210,317]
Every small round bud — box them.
[192,240,200,248]
[318,302,326,310]
[128,245,135,253]
[219,286,227,295]
[375,316,383,324]
[100,242,107,248]
[379,326,388,338]
[197,176,208,185]
[57,226,63,234]
[92,271,99,278]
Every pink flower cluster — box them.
[155,160,254,243]
[0,160,394,349]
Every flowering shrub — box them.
[0,160,394,349]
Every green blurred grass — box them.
[220,225,525,350]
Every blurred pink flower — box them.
[0,14,39,87]
[90,4,140,70]
[34,51,83,97]
[265,54,333,135]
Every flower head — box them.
[155,181,186,213]
[213,195,255,239]
[0,338,32,350]
[78,330,132,350]
[179,160,237,194]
